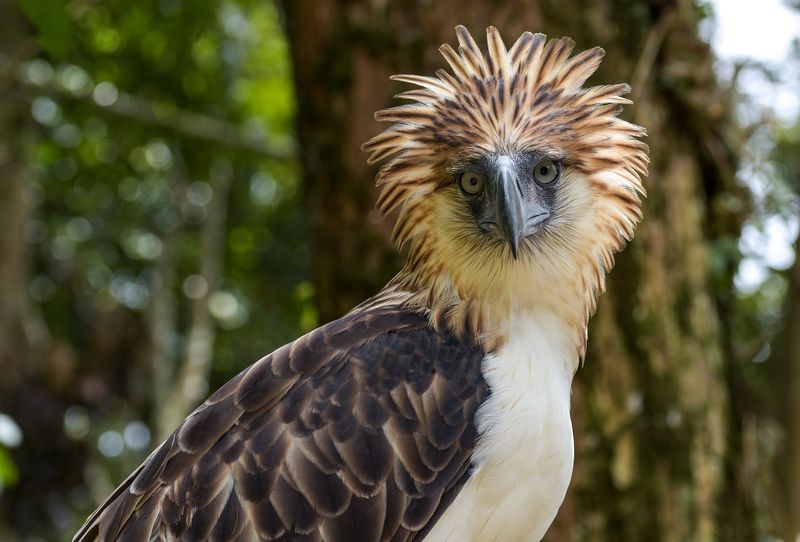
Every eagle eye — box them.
[458,171,485,195]
[533,159,559,185]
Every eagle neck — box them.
[388,267,591,360]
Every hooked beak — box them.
[495,164,526,259]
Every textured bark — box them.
[542,2,749,539]
[777,231,800,540]
[285,1,751,539]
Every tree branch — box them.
[0,54,294,159]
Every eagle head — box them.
[363,26,649,335]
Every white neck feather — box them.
[424,309,577,542]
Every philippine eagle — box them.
[75,25,647,542]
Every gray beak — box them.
[495,164,526,259]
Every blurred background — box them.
[0,0,798,540]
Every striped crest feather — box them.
[362,26,649,345]
[363,26,647,249]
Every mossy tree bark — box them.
[538,1,753,540]
[284,1,755,539]
[774,138,800,540]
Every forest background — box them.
[1,0,799,540]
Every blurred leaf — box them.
[17,0,70,59]
[0,446,19,488]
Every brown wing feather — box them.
[74,301,487,541]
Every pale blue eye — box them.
[533,159,558,185]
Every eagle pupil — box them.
[539,166,548,175]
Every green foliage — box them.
[7,0,311,537]
[18,0,71,59]
[774,121,800,194]
[24,0,305,355]
[0,447,18,490]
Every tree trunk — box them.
[776,226,800,540]
[158,159,233,437]
[282,0,544,323]
[284,0,752,539]
[537,1,751,540]
[0,1,49,395]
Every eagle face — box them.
[450,151,561,258]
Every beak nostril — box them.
[526,213,550,227]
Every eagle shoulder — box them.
[74,299,488,541]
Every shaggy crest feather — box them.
[363,26,648,346]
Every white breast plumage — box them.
[424,311,576,542]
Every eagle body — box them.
[76,25,648,542]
